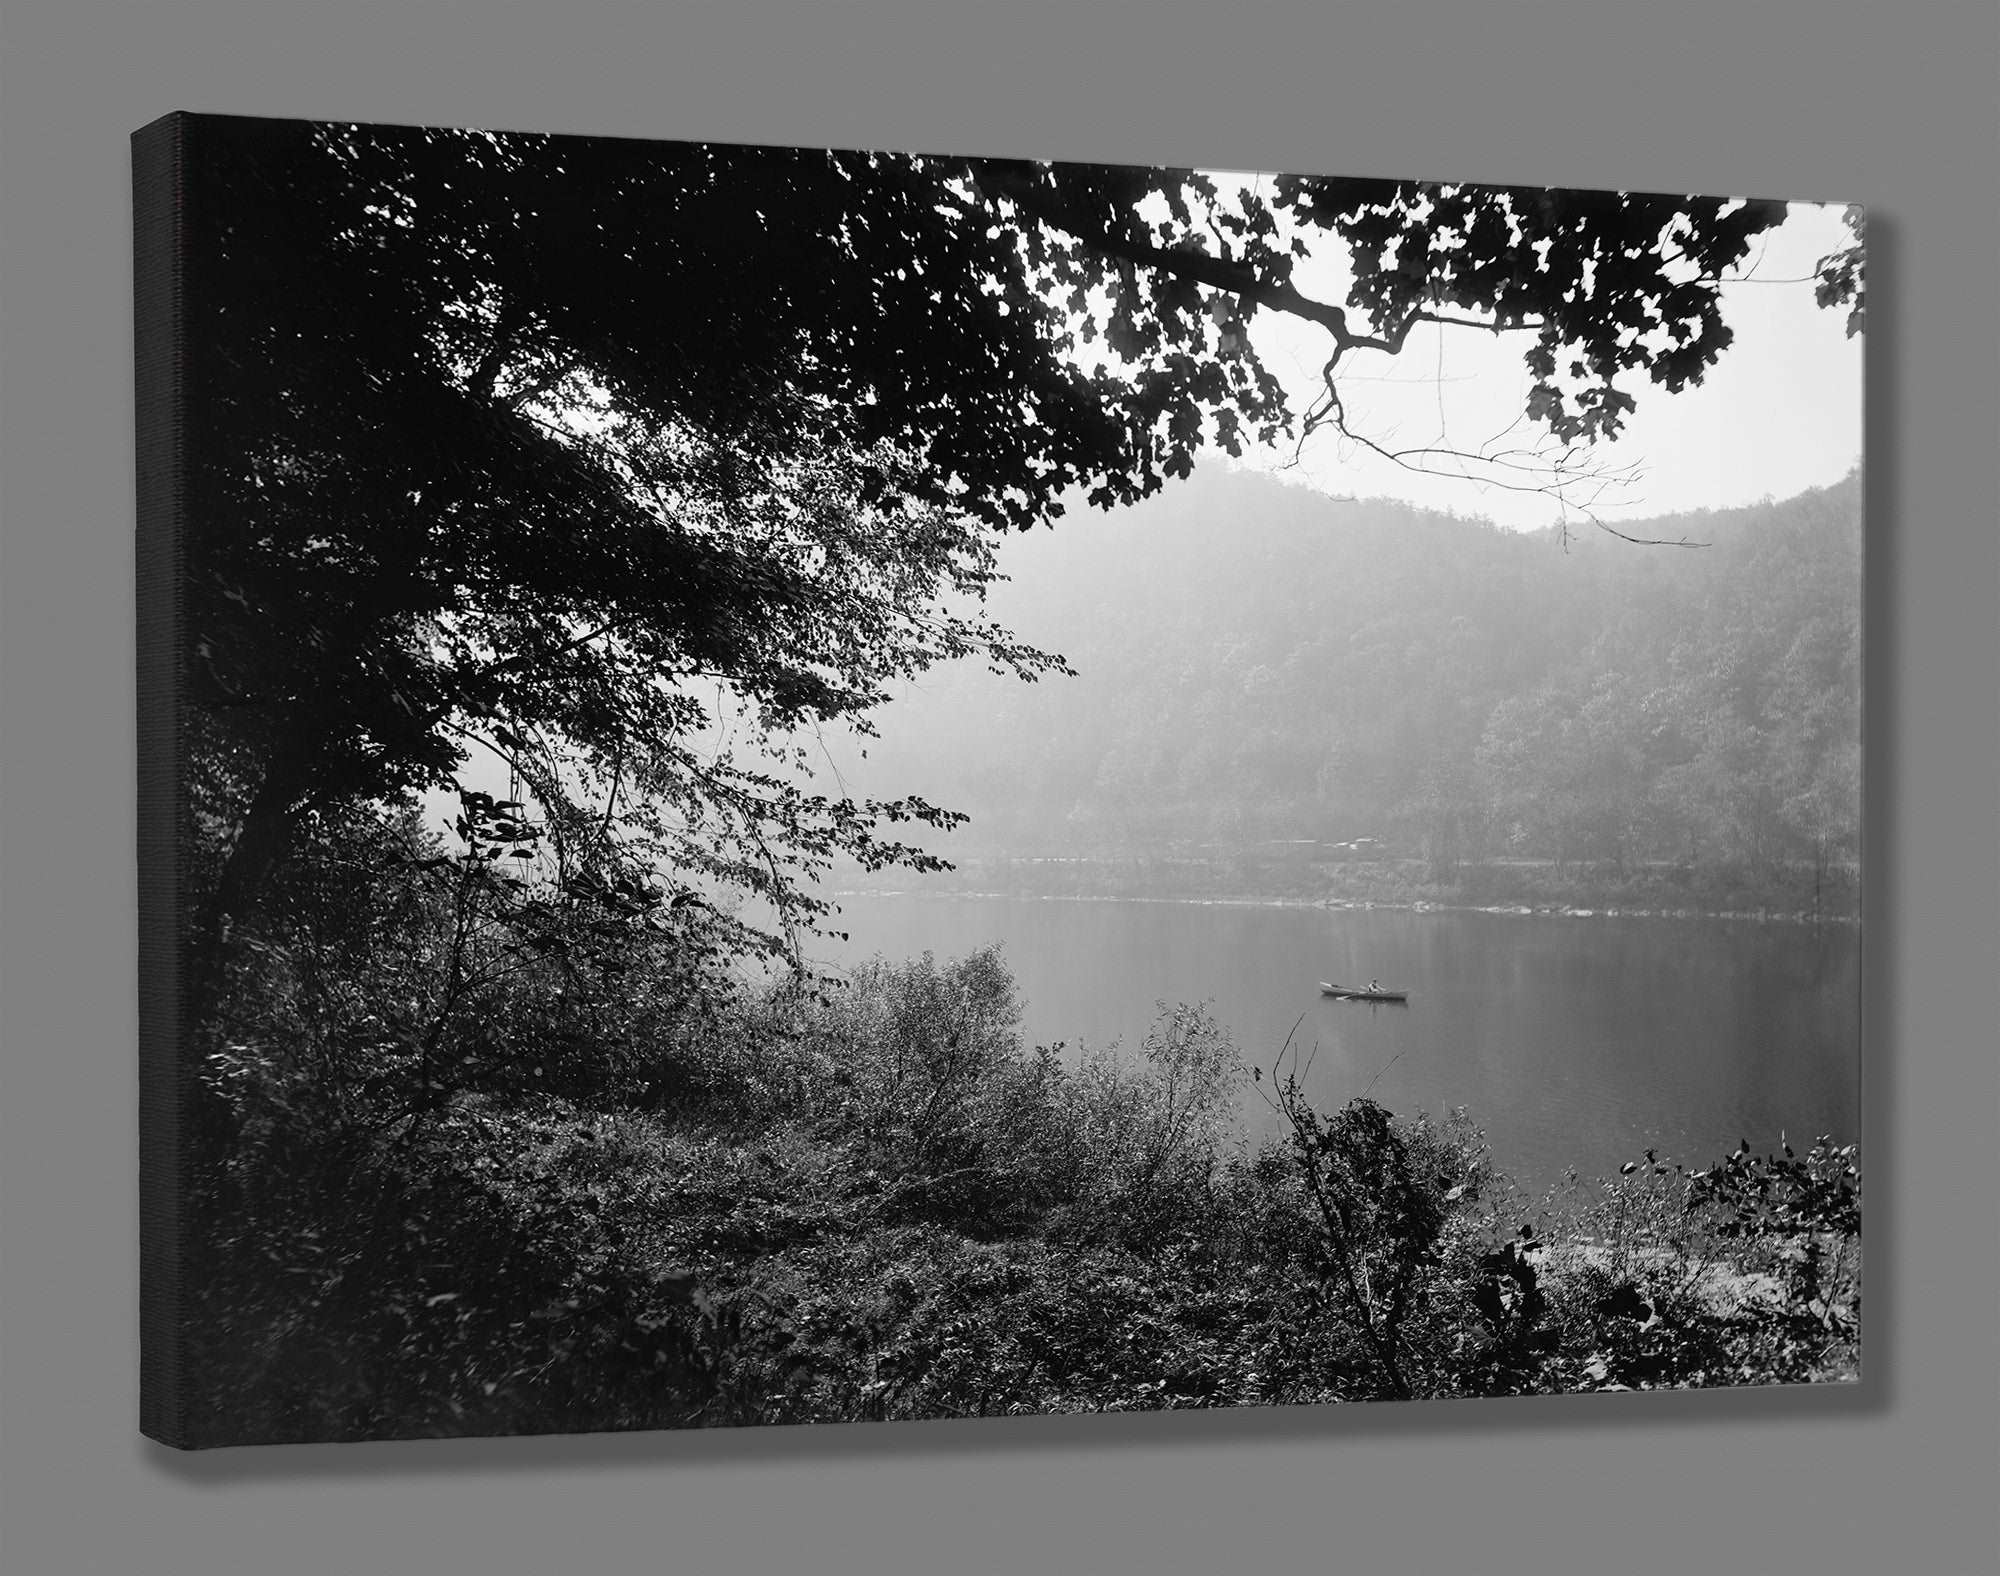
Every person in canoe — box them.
[1368,978,1382,993]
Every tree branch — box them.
[980,169,1360,348]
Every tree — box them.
[182,120,1116,1010]
[178,116,1864,1008]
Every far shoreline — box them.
[825,885,1862,928]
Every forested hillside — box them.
[840,468,1861,912]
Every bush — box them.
[1256,1083,1490,1399]
[1528,1135,1863,1391]
[1057,1002,1245,1241]
[183,1100,733,1444]
[801,947,1020,1154]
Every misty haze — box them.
[811,467,1859,1198]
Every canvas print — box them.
[136,113,1863,1447]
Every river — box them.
[810,895,1862,1202]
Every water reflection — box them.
[816,896,1860,1200]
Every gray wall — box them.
[2,3,1993,1572]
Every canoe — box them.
[1319,982,1409,1002]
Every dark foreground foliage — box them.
[183,811,1858,1444]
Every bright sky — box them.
[1234,199,1863,530]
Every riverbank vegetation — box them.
[185,841,1860,1443]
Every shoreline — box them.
[825,886,1861,927]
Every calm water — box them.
[812,896,1861,1200]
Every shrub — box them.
[183,1100,731,1444]
[1057,1002,1246,1241]
[802,947,1020,1155]
[1530,1136,1863,1391]
[1252,1023,1496,1401]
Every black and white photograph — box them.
[140,111,1864,1447]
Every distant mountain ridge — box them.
[830,466,1861,908]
